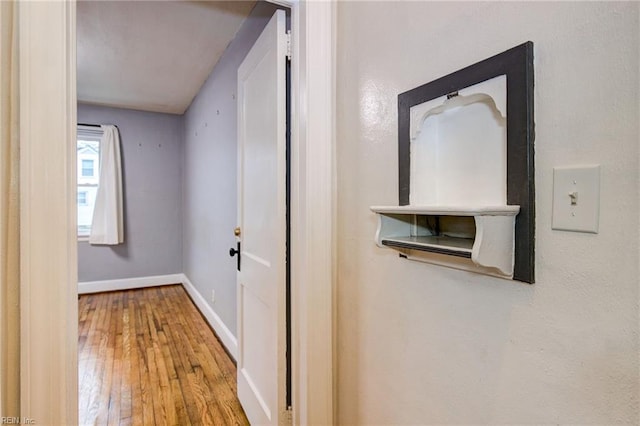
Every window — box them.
[81,159,94,177]
[77,126,102,238]
[77,191,88,206]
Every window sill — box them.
[77,236,90,242]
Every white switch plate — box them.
[552,165,600,233]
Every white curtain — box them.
[0,0,20,415]
[89,125,124,245]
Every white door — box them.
[236,9,288,426]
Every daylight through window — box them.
[77,126,102,237]
[81,159,95,177]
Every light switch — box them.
[552,165,600,233]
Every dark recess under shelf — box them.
[381,235,473,259]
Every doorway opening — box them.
[18,0,335,423]
[76,1,290,424]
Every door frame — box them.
[282,2,336,424]
[18,0,335,424]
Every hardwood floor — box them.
[78,284,249,426]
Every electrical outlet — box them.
[211,289,216,304]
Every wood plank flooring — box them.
[78,284,249,426]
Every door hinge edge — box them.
[286,30,292,61]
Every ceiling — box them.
[77,0,256,115]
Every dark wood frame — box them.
[397,42,535,283]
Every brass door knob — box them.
[234,227,241,237]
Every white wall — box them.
[336,2,639,424]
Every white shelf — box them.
[371,206,520,277]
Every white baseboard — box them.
[180,274,238,360]
[78,273,183,294]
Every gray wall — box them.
[78,103,183,281]
[182,2,281,335]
